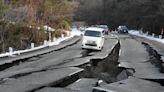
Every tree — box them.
[0,0,76,52]
[0,0,9,52]
[74,0,163,34]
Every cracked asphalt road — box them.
[94,34,164,92]
[0,33,164,92]
[0,34,118,92]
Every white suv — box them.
[82,27,105,50]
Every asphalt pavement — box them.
[0,34,118,92]
[94,33,164,92]
[133,35,164,63]
[0,33,164,92]
[94,77,164,92]
[0,36,80,65]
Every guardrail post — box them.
[159,35,162,39]
[31,43,34,49]
[152,33,155,37]
[44,40,47,45]
[146,32,148,36]
[66,31,71,36]
[61,34,64,38]
[49,31,51,42]
[141,31,143,34]
[139,31,142,34]
[53,37,56,42]
[9,47,13,54]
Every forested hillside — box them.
[0,0,76,53]
[0,0,164,53]
[74,0,164,34]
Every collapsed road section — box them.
[142,42,164,73]
[34,40,132,92]
[0,36,122,92]
[94,35,164,92]
[1,34,163,92]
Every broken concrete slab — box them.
[36,87,80,92]
[119,39,149,63]
[119,59,164,79]
[134,67,164,79]
[119,62,155,69]
[118,38,164,80]
[94,77,164,92]
[67,78,98,92]
[0,67,83,92]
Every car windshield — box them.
[118,26,128,30]
[98,25,108,29]
[84,30,101,37]
[99,27,107,29]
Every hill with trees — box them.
[1,0,164,53]
[0,0,76,53]
[74,0,164,35]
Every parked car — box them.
[82,27,105,50]
[117,25,128,33]
[97,25,109,35]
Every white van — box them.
[82,27,105,50]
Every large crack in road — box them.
[32,41,132,92]
[78,42,126,83]
[142,42,164,86]
[0,34,164,92]
[92,35,164,92]
[142,42,164,73]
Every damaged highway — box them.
[0,33,163,92]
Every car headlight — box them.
[97,40,101,45]
[83,39,88,43]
